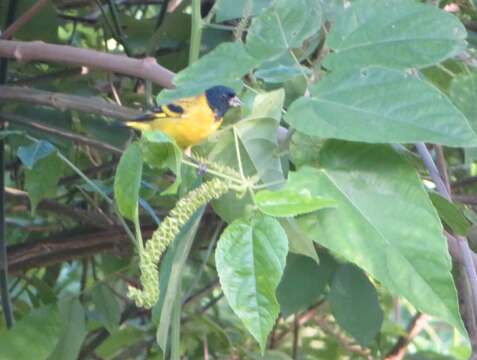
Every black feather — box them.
[205,86,236,120]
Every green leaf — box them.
[280,218,319,262]
[215,0,272,22]
[140,131,182,173]
[245,88,285,122]
[429,192,471,236]
[157,42,259,104]
[25,153,64,213]
[289,132,323,168]
[323,0,467,71]
[92,284,122,334]
[208,130,256,222]
[285,67,477,147]
[14,0,58,42]
[236,118,284,184]
[295,141,464,334]
[449,72,477,130]
[449,71,477,160]
[255,189,335,217]
[328,264,383,346]
[215,215,288,352]
[0,305,60,360]
[114,142,143,221]
[154,208,205,352]
[49,296,86,360]
[255,53,311,83]
[246,0,321,61]
[17,141,56,169]
[140,130,182,194]
[277,252,337,316]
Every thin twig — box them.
[0,112,123,154]
[0,85,143,121]
[1,0,49,39]
[385,313,429,360]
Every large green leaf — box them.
[449,71,477,161]
[17,141,56,170]
[285,67,477,147]
[295,141,464,334]
[114,142,143,221]
[328,264,383,346]
[92,284,122,334]
[277,252,337,316]
[25,152,64,213]
[157,42,259,104]
[0,305,60,360]
[255,52,311,84]
[215,215,288,352]
[215,0,272,22]
[246,0,321,61]
[49,296,86,360]
[323,0,467,71]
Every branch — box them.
[385,313,429,360]
[7,226,154,274]
[0,40,175,88]
[0,112,124,154]
[0,85,142,121]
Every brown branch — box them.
[0,40,175,88]
[7,225,155,274]
[0,85,143,121]
[0,112,124,154]
[292,315,300,359]
[385,313,429,360]
[1,0,50,40]
[452,194,477,206]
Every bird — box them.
[127,85,241,148]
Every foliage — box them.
[2,0,477,359]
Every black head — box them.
[205,85,241,120]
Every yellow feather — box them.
[127,95,222,148]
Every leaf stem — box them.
[181,158,242,185]
[133,214,144,255]
[189,0,203,64]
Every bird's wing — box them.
[132,95,202,121]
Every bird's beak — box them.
[228,96,242,107]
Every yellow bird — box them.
[127,86,241,148]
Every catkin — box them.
[128,178,231,308]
